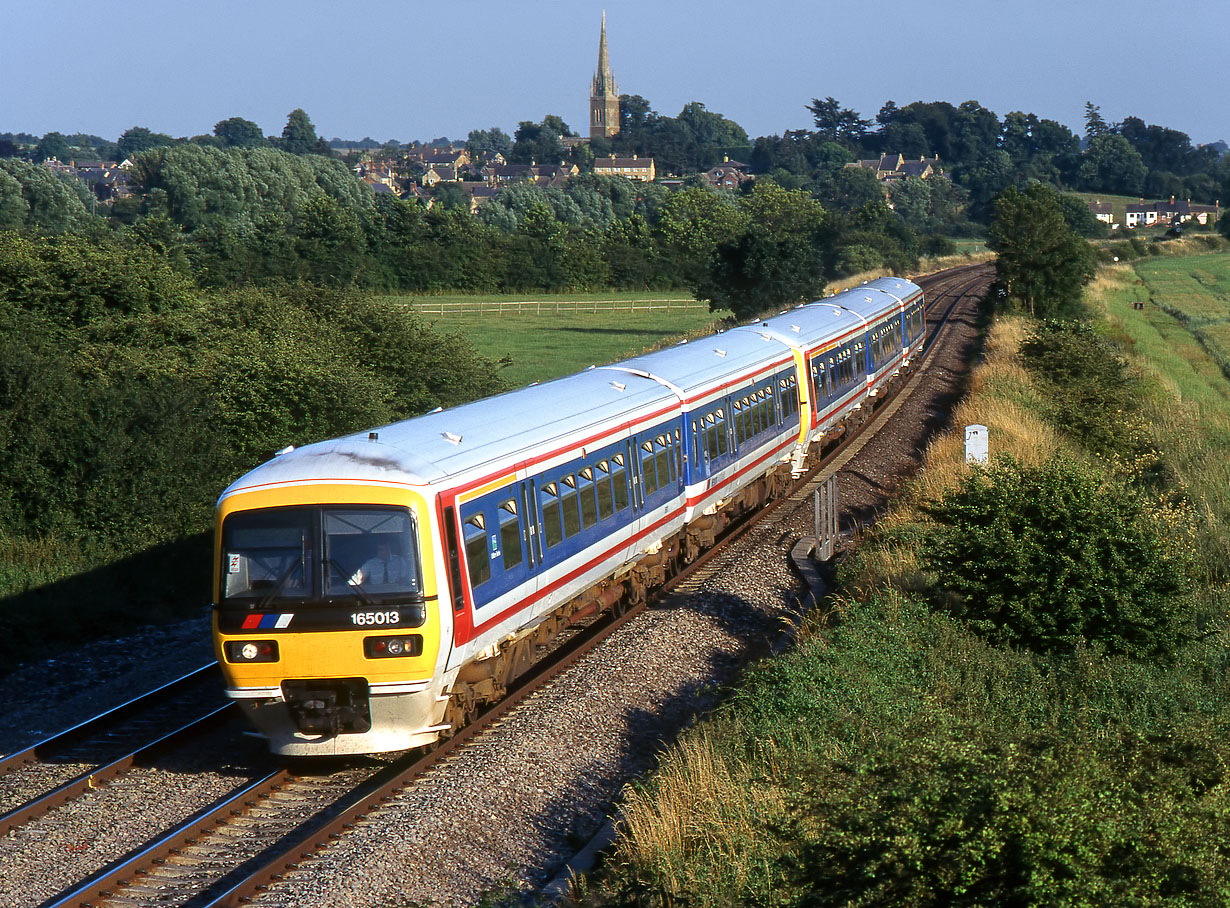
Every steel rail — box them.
[0,704,236,837]
[0,662,220,774]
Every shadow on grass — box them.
[0,532,213,678]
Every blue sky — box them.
[3,0,1226,147]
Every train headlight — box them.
[224,640,279,663]
[363,635,423,659]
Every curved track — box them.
[13,264,994,908]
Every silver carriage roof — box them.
[220,367,678,495]
[219,279,922,499]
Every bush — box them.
[1018,318,1157,471]
[920,455,1196,660]
[596,598,1230,907]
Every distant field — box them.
[1136,254,1230,328]
[379,292,730,388]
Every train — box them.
[212,277,926,756]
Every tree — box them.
[33,131,70,163]
[117,126,177,159]
[806,97,870,145]
[510,117,566,165]
[1083,101,1109,141]
[214,117,266,148]
[988,183,1097,317]
[0,159,99,233]
[1078,134,1147,195]
[695,182,830,319]
[279,109,331,156]
[465,127,512,159]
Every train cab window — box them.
[498,499,522,571]
[578,468,599,529]
[611,454,629,511]
[462,512,489,587]
[540,483,564,548]
[323,508,421,596]
[596,461,615,521]
[560,474,581,537]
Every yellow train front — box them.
[212,471,452,757]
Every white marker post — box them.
[965,424,989,464]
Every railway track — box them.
[6,266,992,908]
[0,665,233,836]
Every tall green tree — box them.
[696,182,830,319]
[214,117,266,148]
[1078,134,1148,195]
[117,126,177,159]
[988,182,1096,317]
[279,109,331,156]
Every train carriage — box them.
[213,278,924,756]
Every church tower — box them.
[589,13,620,141]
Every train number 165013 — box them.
[350,611,401,626]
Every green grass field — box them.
[380,292,731,388]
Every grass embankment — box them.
[583,253,1230,906]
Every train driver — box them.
[349,539,408,588]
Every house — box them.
[423,149,471,170]
[703,156,752,190]
[593,154,655,182]
[847,153,941,181]
[1087,200,1114,226]
[461,181,499,213]
[1125,197,1220,228]
[421,164,459,186]
[483,163,538,184]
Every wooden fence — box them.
[399,297,704,315]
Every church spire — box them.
[589,12,620,140]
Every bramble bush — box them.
[920,454,1196,660]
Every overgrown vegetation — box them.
[0,231,505,670]
[584,252,1230,905]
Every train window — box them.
[462,513,489,587]
[322,508,421,596]
[498,499,522,572]
[578,468,598,529]
[675,428,684,478]
[654,434,672,486]
[596,461,614,521]
[540,483,563,548]
[612,453,629,511]
[641,441,658,496]
[560,474,581,537]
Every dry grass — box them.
[611,726,786,897]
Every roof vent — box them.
[610,380,627,392]
[275,444,295,456]
[442,432,462,445]
[367,432,378,442]
[791,324,802,333]
[714,348,727,358]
